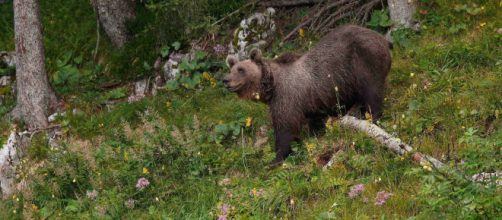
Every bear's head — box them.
[223,48,264,100]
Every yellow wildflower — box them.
[479,22,486,28]
[306,143,315,153]
[410,72,415,77]
[298,28,305,38]
[365,112,373,122]
[325,117,334,130]
[245,117,253,127]
[210,78,217,88]
[143,167,150,174]
[423,165,432,171]
[495,109,499,119]
[124,152,129,161]
[202,71,211,81]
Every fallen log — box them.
[339,115,444,168]
[326,116,501,186]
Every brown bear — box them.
[223,25,392,164]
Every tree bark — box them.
[387,0,417,29]
[90,0,136,48]
[12,0,58,131]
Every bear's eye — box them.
[237,67,246,75]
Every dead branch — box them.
[259,0,325,7]
[338,116,444,168]
[326,116,501,186]
[211,1,256,26]
[355,0,381,23]
[282,0,352,42]
[312,0,358,34]
[280,0,382,42]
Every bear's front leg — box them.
[271,127,300,165]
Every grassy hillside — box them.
[0,0,501,219]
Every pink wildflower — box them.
[125,199,136,209]
[218,177,231,186]
[136,177,150,190]
[218,203,230,220]
[348,184,365,198]
[213,44,226,55]
[86,189,98,201]
[374,191,393,206]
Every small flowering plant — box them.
[348,184,365,198]
[374,191,393,206]
[217,203,231,220]
[136,177,150,190]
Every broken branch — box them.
[259,0,325,7]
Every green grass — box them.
[1,0,501,219]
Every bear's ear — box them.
[226,55,238,68]
[249,48,262,62]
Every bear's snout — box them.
[222,77,235,91]
[222,77,230,87]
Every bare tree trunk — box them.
[12,0,58,131]
[90,0,136,48]
[387,0,417,29]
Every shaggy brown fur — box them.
[224,25,392,163]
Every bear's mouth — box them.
[227,83,243,92]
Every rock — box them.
[472,171,502,186]
[228,7,277,60]
[0,131,31,198]
[253,126,269,149]
[47,112,66,123]
[72,108,83,115]
[497,28,502,35]
[0,51,15,67]
[47,127,63,148]
[0,76,11,86]
[134,79,149,96]
[163,58,180,81]
[126,79,150,103]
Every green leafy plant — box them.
[166,51,210,91]
[212,118,248,145]
[367,9,391,32]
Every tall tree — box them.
[12,0,57,130]
[90,0,136,48]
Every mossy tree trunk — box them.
[12,0,58,131]
[90,0,136,48]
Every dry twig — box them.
[281,0,382,42]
